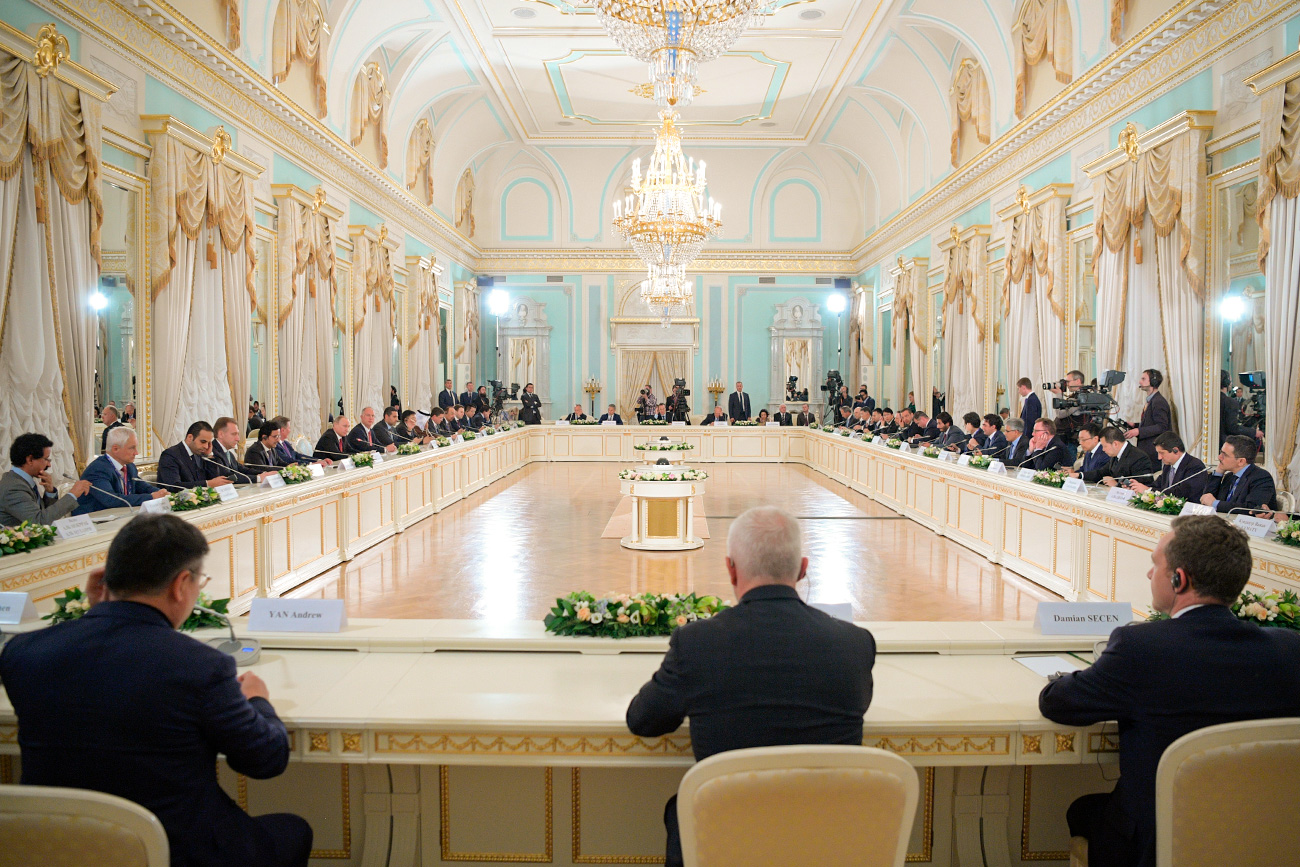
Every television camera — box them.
[1237,370,1266,431]
[488,379,519,413]
[667,377,691,422]
[1049,369,1127,425]
[786,376,809,403]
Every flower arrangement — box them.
[462,431,477,440]
[435,436,451,448]
[396,442,422,456]
[641,419,668,425]
[821,424,836,432]
[351,452,375,468]
[968,455,992,470]
[885,438,903,449]
[634,442,693,451]
[481,426,496,436]
[1275,519,1300,548]
[1148,589,1299,631]
[169,486,221,512]
[280,464,313,484]
[44,588,233,631]
[922,446,941,458]
[1130,490,1186,515]
[0,521,58,557]
[733,419,759,426]
[838,428,851,437]
[544,591,728,638]
[618,468,708,481]
[1032,470,1068,488]
[571,418,598,425]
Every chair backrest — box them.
[1156,717,1300,867]
[0,784,169,867]
[1276,490,1296,514]
[677,746,919,867]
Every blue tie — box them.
[1226,471,1242,502]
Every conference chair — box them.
[677,745,919,867]
[1276,490,1296,514]
[1155,717,1300,867]
[0,784,169,867]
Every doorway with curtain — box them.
[617,350,692,419]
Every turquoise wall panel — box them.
[405,235,435,258]
[1221,140,1261,169]
[102,143,135,171]
[1020,153,1071,190]
[145,77,234,146]
[272,154,321,190]
[589,282,602,378]
[6,0,80,59]
[1109,70,1212,141]
[732,276,839,408]
[1286,13,1299,52]
[349,201,383,228]
[956,200,991,227]
[709,284,722,379]
[899,235,931,260]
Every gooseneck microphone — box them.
[202,455,256,484]
[63,474,137,514]
[1147,464,1213,495]
[196,604,260,665]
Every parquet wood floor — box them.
[291,462,1060,621]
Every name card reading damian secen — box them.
[0,591,38,624]
[1106,486,1136,504]
[1034,602,1133,636]
[53,514,96,540]
[1062,477,1089,495]
[247,598,348,633]
[1233,514,1275,538]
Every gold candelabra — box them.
[583,378,602,416]
[707,379,726,408]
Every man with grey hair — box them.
[626,505,876,867]
[1003,417,1031,467]
[74,427,167,514]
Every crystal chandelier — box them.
[639,261,692,327]
[592,0,775,107]
[612,109,722,274]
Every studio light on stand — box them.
[827,292,847,374]
[488,288,509,383]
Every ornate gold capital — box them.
[310,185,327,213]
[34,24,70,78]
[1014,185,1030,214]
[211,126,232,164]
[949,224,961,244]
[1120,122,1140,162]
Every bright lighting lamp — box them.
[89,291,108,311]
[826,293,847,314]
[488,289,509,316]
[1219,295,1246,323]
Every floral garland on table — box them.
[45,588,233,631]
[968,455,992,470]
[634,443,693,451]
[838,428,851,437]
[396,443,422,456]
[462,431,477,441]
[1148,589,1300,631]
[169,486,221,512]
[571,418,598,425]
[351,453,375,469]
[1275,519,1300,547]
[821,424,836,432]
[1129,490,1185,515]
[1032,470,1068,488]
[544,591,728,638]
[481,426,496,436]
[0,521,57,557]
[280,464,314,484]
[885,438,903,449]
[435,436,451,448]
[922,446,941,458]
[641,419,669,425]
[733,419,759,426]
[618,468,708,481]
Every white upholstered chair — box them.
[1276,490,1296,514]
[1155,717,1300,867]
[677,745,919,867]
[0,784,168,867]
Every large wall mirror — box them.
[988,253,1008,414]
[1212,164,1265,441]
[1069,229,1097,383]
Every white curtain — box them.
[277,194,337,434]
[406,261,438,415]
[171,227,232,436]
[944,233,985,420]
[619,351,656,417]
[892,263,926,407]
[1094,239,1128,405]
[1003,194,1067,416]
[351,232,394,415]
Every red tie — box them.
[367,428,373,445]
[122,466,130,493]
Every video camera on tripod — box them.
[1238,370,1266,430]
[667,378,691,421]
[488,379,519,412]
[1048,369,1126,424]
[786,376,809,402]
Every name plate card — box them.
[1233,514,1274,538]
[556,419,570,426]
[308,463,325,478]
[872,436,885,445]
[766,422,781,427]
[810,601,853,622]
[261,473,287,490]
[957,454,972,466]
[1016,468,1037,482]
[939,450,957,463]
[340,458,355,471]
[248,598,348,633]
[1035,602,1133,635]
[1106,487,1136,504]
[53,514,96,541]
[899,443,912,453]
[0,592,37,624]
[988,460,1007,475]
[140,496,172,514]
[372,454,384,465]
[452,435,464,444]
[213,484,239,502]
[1063,477,1089,495]
[1179,502,1215,516]
[672,421,686,426]
[602,420,617,426]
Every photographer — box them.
[666,379,691,424]
[1050,370,1087,463]
[520,383,542,425]
[636,384,659,422]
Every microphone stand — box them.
[63,474,138,515]
[196,604,260,665]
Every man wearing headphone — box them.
[1037,516,1300,867]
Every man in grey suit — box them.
[627,506,876,867]
[1,434,91,526]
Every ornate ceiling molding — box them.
[474,249,856,275]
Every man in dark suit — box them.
[346,406,397,454]
[438,379,457,411]
[474,386,491,413]
[371,407,399,447]
[271,417,330,467]
[933,412,965,450]
[157,422,233,490]
[0,514,312,866]
[1199,434,1277,514]
[466,407,488,431]
[627,506,876,867]
[0,433,91,525]
[970,413,1007,458]
[876,408,900,436]
[701,406,727,426]
[314,415,353,462]
[1002,419,1031,467]
[1127,432,1208,501]
[211,416,271,484]
[459,381,476,409]
[1073,426,1155,485]
[727,381,751,422]
[74,427,167,514]
[244,421,291,471]
[1125,369,1172,463]
[598,404,623,425]
[907,411,940,444]
[1025,419,1068,471]
[1017,378,1042,433]
[1218,370,1255,447]
[99,405,124,453]
[445,406,465,432]
[773,404,794,426]
[1040,515,1300,867]
[896,407,924,441]
[1076,423,1108,478]
[795,404,815,426]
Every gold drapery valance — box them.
[1256,78,1300,269]
[406,117,434,205]
[274,185,339,329]
[350,62,389,169]
[271,0,327,119]
[942,228,986,342]
[1110,0,1128,44]
[891,258,928,355]
[351,226,396,330]
[407,258,438,349]
[1002,189,1068,321]
[950,59,990,168]
[1012,0,1072,118]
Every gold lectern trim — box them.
[645,499,679,538]
[905,767,936,863]
[439,765,553,862]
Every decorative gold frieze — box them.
[1022,734,1043,754]
[309,731,330,752]
[869,734,1011,756]
[375,732,694,758]
[1055,733,1076,753]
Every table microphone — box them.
[151,479,194,492]
[63,474,137,514]
[202,455,256,484]
[1227,506,1277,517]
[196,604,260,665]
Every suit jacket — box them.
[727,391,751,421]
[935,426,965,450]
[466,413,487,431]
[157,443,226,489]
[99,419,123,453]
[1219,391,1248,446]
[242,441,283,472]
[1083,442,1155,484]
[1080,444,1109,477]
[979,430,1008,458]
[0,470,79,526]
[564,412,587,422]
[897,421,924,441]
[1039,606,1300,867]
[438,389,457,410]
[962,428,986,452]
[313,430,351,462]
[701,413,728,426]
[346,423,385,453]
[773,412,793,426]
[627,584,875,763]
[1153,454,1208,501]
[1135,392,1172,462]
[1019,391,1042,432]
[210,442,259,484]
[598,413,623,425]
[370,424,395,448]
[459,390,475,408]
[1003,435,1031,468]
[1028,437,1069,471]
[0,601,295,867]
[1204,463,1277,514]
[273,439,314,466]
[795,412,814,427]
[854,396,877,414]
[73,455,160,514]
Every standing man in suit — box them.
[1199,434,1277,514]
[1072,426,1155,486]
[0,434,91,525]
[795,404,814,426]
[772,404,793,426]
[272,417,331,466]
[99,405,123,453]
[211,417,272,484]
[347,407,398,454]
[74,427,166,514]
[1076,423,1108,477]
[459,382,476,409]
[1039,515,1300,867]
[1125,369,1172,462]
[627,507,876,867]
[1025,419,1068,471]
[701,406,727,426]
[438,379,457,410]
[727,381,751,423]
[1127,432,1208,501]
[598,404,623,425]
[0,514,313,866]
[314,416,353,461]
[1017,378,1042,432]
[157,422,232,490]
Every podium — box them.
[618,477,705,551]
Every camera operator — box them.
[1123,369,1171,463]
[666,379,691,424]
[636,384,659,423]
[519,382,542,425]
[1049,370,1087,464]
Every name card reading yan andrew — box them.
[247,598,347,633]
[1034,602,1133,636]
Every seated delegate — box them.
[74,427,167,514]
[0,433,91,526]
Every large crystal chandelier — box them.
[638,261,691,327]
[592,1,775,107]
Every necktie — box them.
[367,428,373,445]
[194,454,205,477]
[1227,472,1242,501]
[121,466,130,494]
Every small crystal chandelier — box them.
[612,109,722,273]
[639,261,692,328]
[592,0,775,107]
